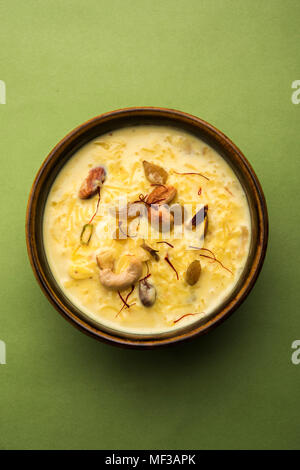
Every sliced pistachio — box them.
[80,223,93,245]
[141,241,160,261]
[186,260,201,286]
[139,278,157,307]
[143,160,168,184]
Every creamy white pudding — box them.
[43,125,251,334]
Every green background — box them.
[0,0,299,450]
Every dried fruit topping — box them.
[190,204,208,227]
[146,185,177,205]
[96,254,143,291]
[143,160,168,184]
[80,223,94,245]
[187,205,208,236]
[186,260,201,285]
[78,166,106,199]
[139,277,157,307]
[141,241,160,261]
[188,246,233,275]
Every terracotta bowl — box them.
[26,107,268,348]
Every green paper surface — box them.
[0,0,300,450]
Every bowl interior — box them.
[26,108,268,347]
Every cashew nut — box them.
[96,254,143,291]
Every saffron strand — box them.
[164,254,179,280]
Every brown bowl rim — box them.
[26,106,268,349]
